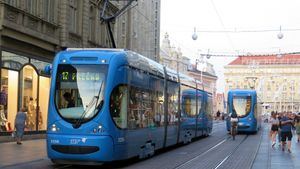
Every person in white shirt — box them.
[269,111,279,148]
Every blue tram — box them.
[226,89,262,133]
[46,48,213,164]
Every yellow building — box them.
[224,54,300,114]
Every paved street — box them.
[1,122,300,169]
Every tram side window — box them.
[128,87,155,129]
[168,81,179,125]
[182,93,197,117]
[150,75,164,127]
[110,85,128,129]
[254,104,257,118]
[198,98,202,114]
[206,97,213,119]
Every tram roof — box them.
[125,51,197,87]
[228,89,257,94]
[64,48,201,88]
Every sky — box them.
[160,0,300,93]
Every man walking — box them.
[280,112,294,153]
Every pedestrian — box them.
[269,111,279,148]
[216,110,220,120]
[14,108,27,145]
[277,112,282,145]
[295,114,300,142]
[280,112,294,153]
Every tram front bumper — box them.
[47,134,114,162]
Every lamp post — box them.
[192,28,202,83]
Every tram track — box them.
[213,135,248,169]
[173,134,250,169]
[173,137,229,169]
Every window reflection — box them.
[2,51,29,70]
[233,96,252,117]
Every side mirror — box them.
[44,64,52,75]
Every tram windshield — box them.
[55,64,107,123]
[232,96,251,117]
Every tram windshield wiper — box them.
[73,82,104,129]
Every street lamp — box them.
[192,27,198,40]
[277,26,284,39]
[192,28,203,83]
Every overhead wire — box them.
[210,0,235,52]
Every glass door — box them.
[19,65,38,131]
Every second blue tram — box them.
[226,89,261,133]
[46,49,213,164]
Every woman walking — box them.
[269,112,279,148]
[14,108,27,145]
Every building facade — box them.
[188,64,218,114]
[224,54,300,114]
[159,33,218,114]
[115,0,161,62]
[0,0,160,136]
[160,33,190,73]
[216,93,226,114]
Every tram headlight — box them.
[51,124,59,132]
[93,124,104,133]
[248,117,252,121]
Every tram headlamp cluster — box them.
[248,117,252,121]
[50,124,59,132]
[93,124,104,133]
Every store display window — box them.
[20,65,38,131]
[0,69,19,132]
[0,51,51,134]
[38,76,50,130]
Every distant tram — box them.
[226,89,262,133]
[46,49,213,164]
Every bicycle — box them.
[231,121,238,140]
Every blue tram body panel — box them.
[47,49,213,164]
[226,89,261,133]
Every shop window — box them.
[1,51,29,70]
[19,65,38,131]
[38,76,50,130]
[168,81,179,125]
[0,69,18,132]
